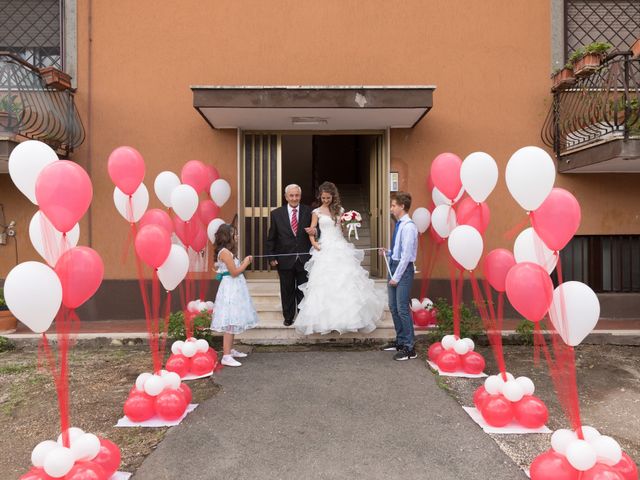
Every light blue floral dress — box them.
[210,248,259,334]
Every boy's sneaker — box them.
[393,347,418,361]
[380,341,399,351]
[221,355,242,367]
[230,349,248,358]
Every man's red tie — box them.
[291,207,298,235]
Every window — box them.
[0,0,63,69]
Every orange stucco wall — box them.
[2,0,639,280]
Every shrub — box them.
[515,320,535,346]
[165,311,219,348]
[0,336,16,352]
[432,297,483,339]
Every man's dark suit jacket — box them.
[265,204,313,270]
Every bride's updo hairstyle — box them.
[214,224,237,261]
[317,181,342,223]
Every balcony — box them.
[0,52,85,172]
[542,52,640,173]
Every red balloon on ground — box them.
[92,438,121,478]
[581,464,625,480]
[123,391,155,422]
[206,347,218,364]
[427,342,444,363]
[436,350,461,372]
[473,385,490,410]
[63,461,107,480]
[19,467,55,480]
[613,452,639,480]
[190,352,215,376]
[155,389,187,421]
[55,246,104,309]
[165,354,191,377]
[513,395,549,429]
[461,351,485,374]
[530,449,580,480]
[412,309,431,328]
[178,382,192,405]
[481,395,514,427]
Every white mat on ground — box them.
[462,406,552,434]
[427,360,487,378]
[111,473,132,480]
[115,404,198,427]
[182,371,213,380]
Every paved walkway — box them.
[133,351,526,479]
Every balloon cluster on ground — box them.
[123,371,193,422]
[427,335,485,374]
[165,338,219,378]
[410,297,437,328]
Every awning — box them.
[191,85,435,130]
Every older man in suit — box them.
[265,184,314,326]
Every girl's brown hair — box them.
[317,181,342,223]
[214,224,236,261]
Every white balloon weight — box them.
[207,218,226,243]
[143,375,165,396]
[549,281,600,347]
[461,152,498,203]
[410,298,422,312]
[566,439,597,471]
[70,433,101,461]
[448,225,483,271]
[453,339,470,355]
[31,440,58,467]
[171,341,184,356]
[412,207,431,233]
[158,245,189,291]
[463,338,475,351]
[29,211,80,266]
[592,436,622,466]
[551,429,577,455]
[43,446,75,478]
[113,183,149,223]
[162,372,181,390]
[195,339,209,353]
[4,262,62,333]
[171,184,199,221]
[421,298,434,309]
[431,205,457,238]
[515,376,535,396]
[8,140,58,204]
[182,342,197,358]
[210,179,231,207]
[441,334,457,350]
[154,171,181,208]
[57,427,85,445]
[135,372,152,391]
[513,228,557,274]
[484,375,503,395]
[505,146,556,211]
[580,426,601,443]
[502,380,525,402]
[432,186,464,207]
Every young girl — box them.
[211,224,258,367]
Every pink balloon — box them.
[530,188,581,251]
[181,160,209,194]
[135,224,171,269]
[139,209,174,234]
[173,215,189,246]
[107,146,145,195]
[35,161,93,233]
[206,165,220,189]
[430,153,462,201]
[455,197,490,234]
[190,220,207,252]
[198,199,220,225]
[505,262,554,322]
[55,247,104,309]
[530,450,580,480]
[483,249,516,292]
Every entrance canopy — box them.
[191,86,435,130]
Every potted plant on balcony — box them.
[551,62,576,91]
[0,287,17,333]
[39,66,72,90]
[572,42,611,76]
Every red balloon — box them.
[92,438,121,478]
[461,351,485,374]
[199,200,220,225]
[427,342,444,363]
[530,188,581,252]
[54,246,104,309]
[483,249,516,293]
[481,394,514,427]
[530,449,580,480]
[181,160,209,194]
[178,382,192,405]
[613,452,638,480]
[513,395,549,429]
[190,219,207,252]
[412,309,431,328]
[430,152,463,201]
[190,352,215,376]
[505,262,554,322]
[206,165,220,189]
[63,461,107,480]
[173,216,189,246]
[206,347,218,364]
[155,389,187,421]
[35,160,93,233]
[139,209,174,234]
[19,467,55,480]
[582,464,625,480]
[429,226,446,244]
[436,350,461,372]
[473,385,490,410]
[123,390,155,422]
[134,224,172,269]
[455,197,491,234]
[107,146,145,195]
[165,353,191,377]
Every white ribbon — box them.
[346,222,361,240]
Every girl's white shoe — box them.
[230,349,248,358]
[221,355,242,367]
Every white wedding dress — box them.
[295,209,385,335]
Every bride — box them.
[295,181,385,335]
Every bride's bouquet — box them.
[341,210,362,240]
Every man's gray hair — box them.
[284,184,302,195]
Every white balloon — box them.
[505,146,556,211]
[113,183,149,223]
[187,300,200,313]
[441,334,457,350]
[154,171,181,208]
[195,339,209,353]
[158,245,189,291]
[144,375,165,396]
[162,371,181,390]
[135,372,152,391]
[43,446,75,478]
[549,281,600,346]
[57,427,85,446]
[31,440,58,467]
[551,429,577,455]
[70,433,101,461]
[29,211,80,267]
[592,435,622,466]
[206,218,226,243]
[205,301,215,311]
[515,376,535,396]
[504,372,515,381]
[484,375,503,395]
[453,339,470,355]
[513,228,557,273]
[210,179,231,207]
[4,262,62,333]
[171,341,185,356]
[463,338,475,351]
[432,186,464,207]
[448,225,483,271]
[566,439,597,471]
[410,298,422,312]
[171,184,199,221]
[431,205,457,238]
[182,342,197,358]
[8,140,58,204]
[461,152,499,203]
[186,336,197,343]
[421,298,433,310]
[412,208,431,234]
[580,426,601,443]
[502,380,525,402]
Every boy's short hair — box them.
[391,192,412,211]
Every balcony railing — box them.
[0,52,84,155]
[541,52,640,158]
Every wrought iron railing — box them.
[542,52,640,157]
[0,52,84,154]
